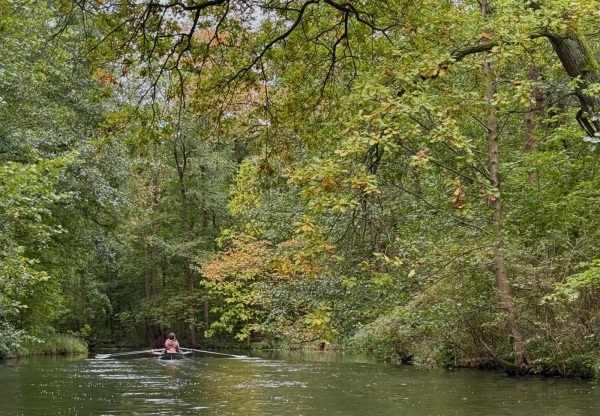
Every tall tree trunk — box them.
[482,0,528,372]
[185,263,196,347]
[145,145,161,347]
[144,242,152,300]
[234,139,244,164]
[367,205,382,271]
[144,242,155,346]
[175,142,197,348]
[151,171,159,296]
[365,144,383,270]
[524,66,543,185]
[203,298,209,341]
[200,177,211,343]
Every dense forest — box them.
[1,0,600,378]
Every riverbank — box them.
[246,340,600,380]
[345,344,600,380]
[0,333,88,359]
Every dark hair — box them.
[168,332,175,340]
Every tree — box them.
[0,0,126,351]
[42,0,600,376]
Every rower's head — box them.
[168,332,176,340]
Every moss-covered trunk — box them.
[549,27,600,136]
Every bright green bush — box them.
[18,334,88,357]
[0,323,26,359]
[0,330,88,359]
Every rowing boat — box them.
[159,351,191,360]
[159,352,184,360]
[95,347,242,359]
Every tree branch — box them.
[231,0,320,81]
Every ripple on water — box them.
[144,398,184,404]
[234,380,308,389]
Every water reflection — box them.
[0,351,598,415]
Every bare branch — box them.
[231,0,320,81]
[387,181,492,236]
[150,0,228,12]
[452,33,548,61]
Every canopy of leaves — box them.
[2,0,600,378]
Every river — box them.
[0,351,598,415]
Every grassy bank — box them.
[0,333,88,359]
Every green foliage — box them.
[0,323,26,359]
[543,260,600,303]
[0,156,74,327]
[0,0,123,348]
[201,233,273,340]
[0,322,87,359]
[3,0,600,380]
[17,333,88,357]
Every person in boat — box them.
[164,332,181,353]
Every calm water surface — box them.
[0,351,598,415]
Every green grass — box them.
[15,334,88,357]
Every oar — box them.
[95,349,161,359]
[95,350,152,357]
[181,348,251,359]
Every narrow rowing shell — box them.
[159,352,186,360]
